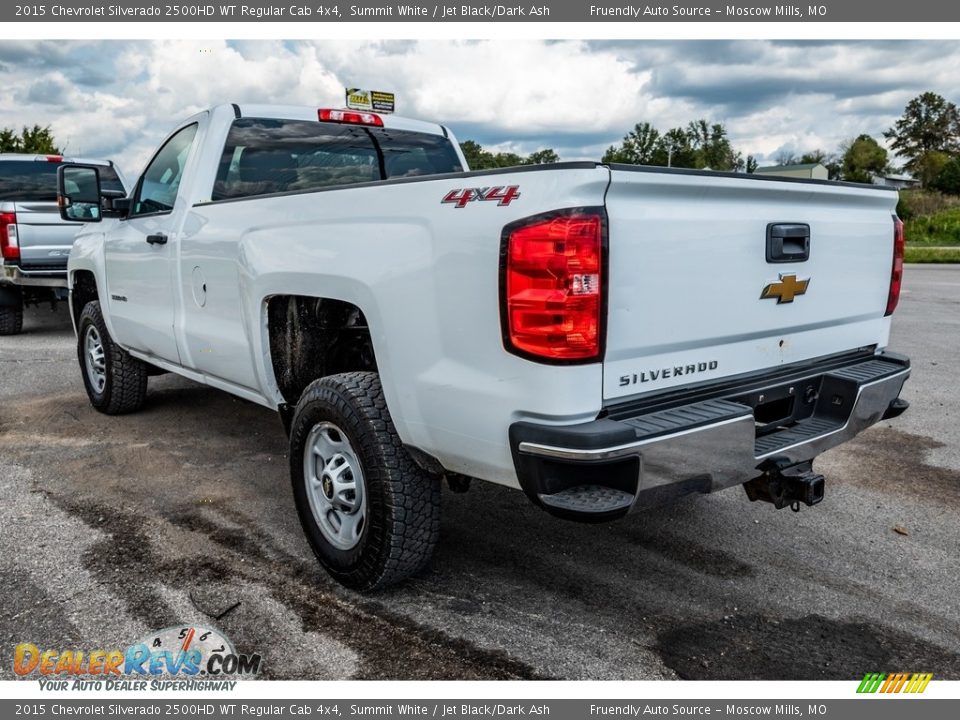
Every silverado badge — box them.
[761,273,810,304]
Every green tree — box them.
[601,119,743,170]
[745,155,759,174]
[0,125,61,154]
[913,150,952,188]
[800,149,829,164]
[929,156,960,195]
[659,127,697,168]
[841,135,889,183]
[0,128,17,151]
[931,156,960,195]
[458,140,517,169]
[883,92,960,180]
[602,122,661,165]
[524,148,559,165]
[459,140,560,170]
[601,145,626,163]
[690,121,739,171]
[460,140,489,170]
[458,140,489,169]
[686,119,710,150]
[492,152,524,168]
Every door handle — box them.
[146,233,168,246]
[766,223,809,263]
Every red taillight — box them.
[502,211,604,361]
[885,216,905,316]
[45,155,63,163]
[0,212,19,261]
[318,108,384,127]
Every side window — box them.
[131,124,198,216]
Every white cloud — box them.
[1,40,959,175]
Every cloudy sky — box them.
[1,39,959,178]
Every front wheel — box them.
[289,372,441,591]
[77,301,148,414]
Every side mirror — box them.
[101,189,130,214]
[57,165,103,222]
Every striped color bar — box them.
[857,672,933,694]
[905,673,934,693]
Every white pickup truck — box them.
[59,104,910,590]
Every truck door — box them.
[104,123,199,363]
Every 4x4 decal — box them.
[441,185,521,208]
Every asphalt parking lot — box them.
[1,264,959,681]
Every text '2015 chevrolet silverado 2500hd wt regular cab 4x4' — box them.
[58,104,910,591]
[0,154,126,334]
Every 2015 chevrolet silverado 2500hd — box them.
[0,154,126,334]
[58,104,910,590]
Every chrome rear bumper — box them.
[1,264,67,289]
[510,352,910,521]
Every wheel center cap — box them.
[321,474,334,500]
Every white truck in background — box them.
[58,104,910,591]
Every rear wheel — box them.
[289,371,441,591]
[77,301,148,414]
[0,287,23,335]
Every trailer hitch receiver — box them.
[744,465,825,511]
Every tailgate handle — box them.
[766,223,810,263]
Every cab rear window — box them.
[211,118,463,201]
[0,160,124,202]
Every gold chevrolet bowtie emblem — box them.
[761,274,810,304]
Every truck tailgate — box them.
[13,201,76,270]
[603,168,899,402]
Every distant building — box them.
[755,163,829,180]
[871,173,920,190]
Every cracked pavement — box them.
[1,265,958,680]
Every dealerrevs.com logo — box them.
[14,625,261,691]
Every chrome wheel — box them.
[84,324,107,394]
[303,421,367,551]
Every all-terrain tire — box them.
[77,301,148,414]
[290,371,441,591]
[0,304,23,335]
